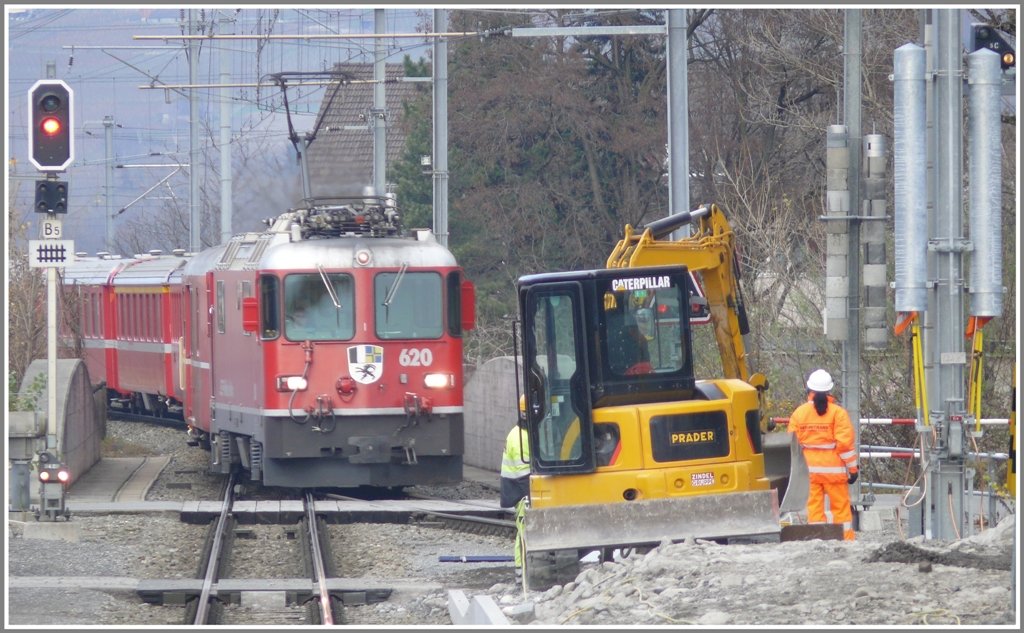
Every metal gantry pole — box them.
[432,8,449,247]
[372,8,387,194]
[666,8,690,234]
[188,10,202,252]
[104,115,114,252]
[843,9,864,508]
[925,8,968,542]
[219,21,232,245]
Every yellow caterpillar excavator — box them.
[515,203,803,590]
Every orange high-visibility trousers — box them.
[807,479,855,541]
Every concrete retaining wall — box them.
[19,359,104,481]
[463,356,520,472]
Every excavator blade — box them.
[524,489,781,555]
[762,430,809,515]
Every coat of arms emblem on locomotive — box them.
[348,344,384,384]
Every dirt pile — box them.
[489,514,1016,626]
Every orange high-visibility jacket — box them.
[789,395,858,483]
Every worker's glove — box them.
[847,471,859,485]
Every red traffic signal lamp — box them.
[28,79,74,171]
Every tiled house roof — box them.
[305,62,425,198]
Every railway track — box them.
[322,491,516,538]
[184,478,340,625]
[107,408,188,430]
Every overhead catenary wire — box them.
[134,30,482,41]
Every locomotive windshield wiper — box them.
[316,264,342,311]
[381,262,409,321]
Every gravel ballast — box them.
[7,420,514,626]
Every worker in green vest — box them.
[501,396,531,575]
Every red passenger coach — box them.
[63,194,474,489]
[62,252,187,418]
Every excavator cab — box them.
[518,265,700,476]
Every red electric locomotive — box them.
[63,193,474,489]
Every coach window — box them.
[215,281,226,334]
[94,291,102,338]
[283,273,354,341]
[156,294,164,341]
[375,271,442,340]
[131,296,137,340]
[80,289,91,338]
[259,274,280,339]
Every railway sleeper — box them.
[137,580,393,606]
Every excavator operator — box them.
[607,312,652,376]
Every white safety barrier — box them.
[773,417,1008,426]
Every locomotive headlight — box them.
[277,375,308,391]
[423,373,454,389]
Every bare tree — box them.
[7,192,47,389]
[113,128,301,254]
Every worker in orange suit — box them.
[789,369,859,540]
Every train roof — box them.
[261,230,457,270]
[61,256,127,286]
[198,228,458,272]
[64,253,188,286]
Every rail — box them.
[304,491,334,625]
[193,472,236,625]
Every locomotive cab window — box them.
[283,272,354,341]
[374,271,443,339]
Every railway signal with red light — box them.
[28,79,74,171]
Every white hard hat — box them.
[806,369,834,392]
